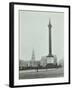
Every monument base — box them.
[46,55,57,65]
[40,55,57,67]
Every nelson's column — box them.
[46,19,57,65]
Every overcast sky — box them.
[19,10,64,61]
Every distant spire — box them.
[49,18,51,24]
[31,49,35,61]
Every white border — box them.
[14,4,69,86]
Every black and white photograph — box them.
[19,10,64,79]
[9,2,70,87]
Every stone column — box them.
[48,19,52,56]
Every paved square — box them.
[19,68,64,79]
